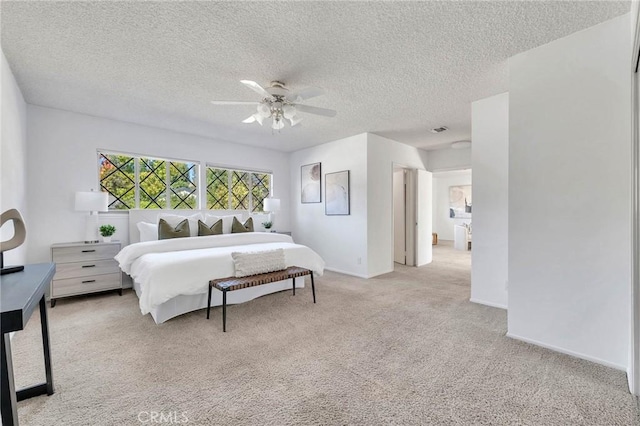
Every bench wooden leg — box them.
[207,285,212,319]
[310,273,316,304]
[222,289,227,332]
[292,277,296,296]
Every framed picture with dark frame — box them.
[301,162,322,203]
[325,170,350,215]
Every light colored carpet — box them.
[11,241,639,425]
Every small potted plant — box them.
[262,221,273,231]
[99,224,116,242]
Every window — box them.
[206,166,271,212]
[99,152,198,210]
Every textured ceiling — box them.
[0,1,630,152]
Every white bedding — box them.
[115,232,325,316]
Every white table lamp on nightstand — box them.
[263,198,281,231]
[75,190,108,243]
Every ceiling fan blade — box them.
[211,101,260,105]
[289,116,303,127]
[292,87,325,102]
[294,104,337,117]
[242,114,264,126]
[240,80,272,99]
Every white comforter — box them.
[115,233,325,315]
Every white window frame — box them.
[98,150,200,210]
[205,164,273,212]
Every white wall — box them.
[508,14,631,369]
[289,132,429,278]
[1,51,28,265]
[367,133,430,277]
[26,106,291,263]
[470,93,509,309]
[432,170,472,241]
[427,147,471,172]
[290,134,369,277]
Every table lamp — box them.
[75,190,108,243]
[263,198,281,231]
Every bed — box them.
[117,209,325,323]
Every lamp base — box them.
[1,265,24,275]
[84,213,100,243]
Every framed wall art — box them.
[301,162,322,203]
[325,170,350,215]
[449,185,472,218]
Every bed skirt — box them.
[133,277,306,324]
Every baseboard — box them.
[506,332,626,371]
[323,267,369,279]
[470,297,507,310]
[367,268,394,278]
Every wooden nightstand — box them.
[50,241,122,307]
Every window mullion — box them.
[134,158,140,209]
[166,162,171,209]
[197,164,204,210]
[248,173,254,212]
[227,169,232,209]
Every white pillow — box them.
[203,213,242,234]
[137,222,158,242]
[157,213,202,237]
[231,249,286,277]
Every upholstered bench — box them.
[207,266,315,332]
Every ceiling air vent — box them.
[430,126,448,134]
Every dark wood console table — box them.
[1,263,56,426]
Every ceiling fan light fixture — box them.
[283,104,296,119]
[212,80,336,132]
[272,118,284,130]
[257,103,271,118]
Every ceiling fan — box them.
[211,80,337,130]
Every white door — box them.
[414,169,433,266]
[393,169,406,264]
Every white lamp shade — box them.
[263,198,281,212]
[257,103,271,118]
[271,118,284,130]
[75,191,108,212]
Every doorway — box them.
[393,165,433,267]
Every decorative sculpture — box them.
[1,208,26,275]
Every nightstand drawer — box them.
[54,259,119,280]
[52,272,122,298]
[52,244,120,263]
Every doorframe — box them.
[392,163,417,267]
[392,166,408,265]
[630,2,640,396]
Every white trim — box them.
[507,332,626,372]
[630,66,639,396]
[323,267,370,279]
[630,0,640,396]
[470,297,507,310]
[98,148,197,165]
[205,162,273,175]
